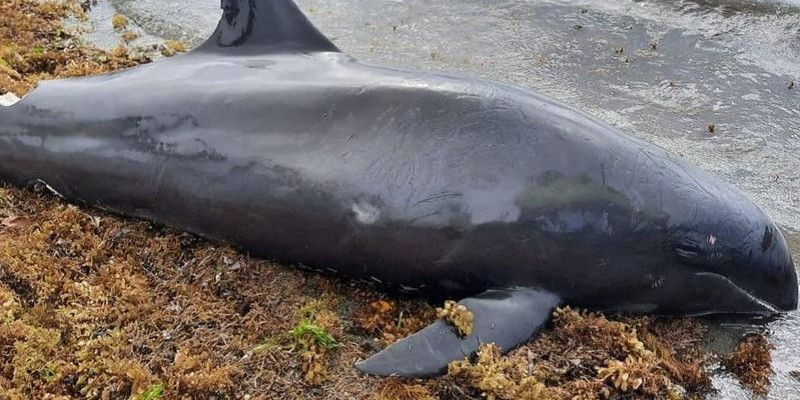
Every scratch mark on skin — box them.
[414,191,463,206]
[406,210,444,225]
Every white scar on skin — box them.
[352,202,380,224]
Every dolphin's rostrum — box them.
[0,0,796,377]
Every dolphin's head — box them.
[598,140,798,316]
[517,163,798,316]
[508,98,798,316]
[663,193,798,314]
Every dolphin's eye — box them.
[675,243,702,260]
[671,233,710,266]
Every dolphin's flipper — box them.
[356,288,561,377]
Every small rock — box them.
[0,92,20,106]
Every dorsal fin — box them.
[199,0,339,53]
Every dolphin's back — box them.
[9,62,549,288]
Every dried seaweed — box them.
[436,300,473,337]
[724,334,772,395]
[0,0,154,97]
[447,308,713,400]
[0,1,778,398]
[353,299,436,346]
[375,378,437,400]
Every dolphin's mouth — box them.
[691,272,779,316]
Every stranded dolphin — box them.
[0,0,797,377]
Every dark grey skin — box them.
[0,0,796,377]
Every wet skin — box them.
[0,0,796,319]
[0,48,795,315]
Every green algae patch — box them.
[291,320,339,351]
[138,383,165,400]
[515,173,631,210]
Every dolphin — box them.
[0,0,796,377]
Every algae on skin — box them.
[514,173,631,210]
[121,30,140,43]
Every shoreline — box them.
[1,1,797,399]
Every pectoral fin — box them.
[356,287,561,377]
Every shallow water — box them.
[108,0,800,397]
[72,0,163,51]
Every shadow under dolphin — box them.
[0,0,796,377]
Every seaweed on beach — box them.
[724,334,773,395]
[445,308,712,400]
[0,0,164,98]
[0,183,718,399]
[0,1,780,399]
[0,179,721,400]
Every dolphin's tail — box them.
[198,0,340,53]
